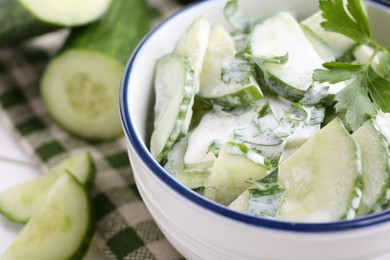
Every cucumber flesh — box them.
[300,24,335,62]
[204,141,270,206]
[0,0,111,45]
[353,45,386,77]
[0,151,95,223]
[41,50,123,140]
[184,107,256,166]
[199,25,262,107]
[250,12,324,93]
[277,118,362,222]
[164,136,210,189]
[301,11,355,59]
[40,0,151,140]
[353,119,390,216]
[2,173,93,260]
[18,0,111,26]
[174,16,211,80]
[151,54,196,162]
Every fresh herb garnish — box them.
[246,169,285,218]
[313,0,390,131]
[221,52,288,85]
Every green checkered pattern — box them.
[0,1,184,259]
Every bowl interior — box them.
[120,0,390,231]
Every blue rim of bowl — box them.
[120,0,390,233]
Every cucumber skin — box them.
[66,172,96,260]
[0,152,96,224]
[206,85,263,108]
[0,0,58,45]
[63,0,152,66]
[256,67,305,103]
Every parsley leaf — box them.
[246,169,285,218]
[334,82,376,131]
[313,62,364,83]
[316,0,390,130]
[221,52,288,85]
[314,61,390,130]
[366,66,390,112]
[319,0,370,44]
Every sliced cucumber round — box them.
[0,151,95,223]
[150,54,196,162]
[0,0,111,44]
[41,50,123,140]
[277,118,363,222]
[19,0,111,26]
[353,119,390,216]
[2,172,94,260]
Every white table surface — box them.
[0,114,106,259]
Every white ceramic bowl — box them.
[119,1,390,259]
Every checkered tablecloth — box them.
[0,0,186,259]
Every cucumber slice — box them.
[2,173,94,260]
[0,0,111,44]
[277,118,363,222]
[301,11,355,59]
[174,16,211,80]
[0,151,95,223]
[41,0,151,140]
[204,141,270,206]
[300,24,335,62]
[41,50,124,140]
[352,119,390,216]
[229,169,285,218]
[150,54,196,162]
[199,25,263,107]
[250,12,325,101]
[353,45,386,77]
[164,136,210,189]
[184,106,256,166]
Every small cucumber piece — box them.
[353,45,386,77]
[164,136,210,189]
[184,106,256,166]
[150,54,196,162]
[2,173,94,260]
[301,11,355,59]
[199,25,262,107]
[277,118,363,222]
[204,141,270,206]
[229,169,285,218]
[0,152,95,223]
[250,12,324,100]
[300,24,335,62]
[174,16,211,80]
[353,119,390,216]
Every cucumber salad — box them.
[150,0,390,223]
